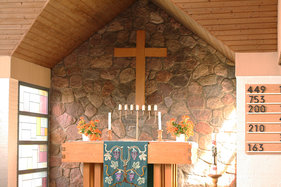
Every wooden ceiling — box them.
[172,0,277,52]
[0,0,279,67]
[0,0,47,56]
[12,0,136,68]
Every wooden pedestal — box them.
[62,141,195,187]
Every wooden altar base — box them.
[62,141,195,187]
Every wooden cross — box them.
[114,30,167,106]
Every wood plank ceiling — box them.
[12,0,136,68]
[171,0,277,52]
[0,0,48,56]
[0,0,278,67]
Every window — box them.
[18,82,49,187]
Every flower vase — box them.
[176,134,186,142]
[82,134,89,141]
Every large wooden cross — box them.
[114,30,167,106]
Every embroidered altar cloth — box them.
[103,141,148,187]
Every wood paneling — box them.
[1,0,278,66]
[0,0,47,56]
[171,0,278,53]
[12,0,136,68]
[152,0,235,61]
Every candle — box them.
[136,105,139,110]
[142,105,145,111]
[154,105,157,111]
[108,112,111,130]
[148,105,151,111]
[130,104,134,110]
[158,112,161,130]
[124,104,128,110]
[212,133,217,146]
[118,104,122,110]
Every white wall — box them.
[0,79,10,186]
[236,53,281,187]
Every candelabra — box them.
[106,104,162,141]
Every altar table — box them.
[62,141,197,187]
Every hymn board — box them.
[245,84,281,153]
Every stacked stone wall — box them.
[50,1,236,186]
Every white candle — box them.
[158,112,161,130]
[136,105,139,110]
[148,105,151,111]
[212,133,217,145]
[142,105,145,111]
[154,105,158,111]
[118,104,122,110]
[130,104,134,110]
[124,104,128,110]
[108,112,111,130]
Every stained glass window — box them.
[19,115,48,141]
[18,145,47,170]
[19,85,48,114]
[18,171,47,187]
[18,83,49,187]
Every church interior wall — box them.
[50,1,236,186]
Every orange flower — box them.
[166,115,194,138]
[76,117,102,141]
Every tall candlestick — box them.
[108,112,111,130]
[148,105,151,111]
[130,104,134,110]
[136,105,139,111]
[124,104,128,110]
[212,133,217,166]
[142,105,145,111]
[154,105,157,111]
[118,104,122,110]
[158,112,161,130]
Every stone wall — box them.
[50,1,236,186]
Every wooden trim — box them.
[94,164,103,187]
[153,164,162,187]
[83,163,94,187]
[164,164,172,187]
[8,79,18,187]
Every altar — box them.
[62,141,197,187]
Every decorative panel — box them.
[18,171,47,187]
[19,115,48,141]
[18,145,47,171]
[19,85,48,114]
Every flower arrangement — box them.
[166,115,194,139]
[77,117,102,141]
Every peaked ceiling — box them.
[0,0,278,68]
[0,0,48,56]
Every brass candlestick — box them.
[208,174,222,187]
[157,130,163,141]
[108,130,112,140]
